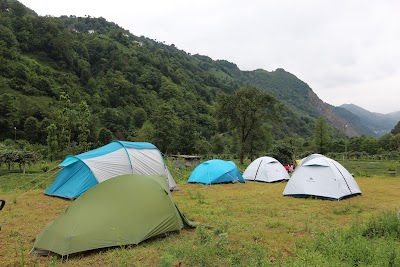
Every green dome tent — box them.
[32,174,196,257]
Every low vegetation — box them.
[0,160,399,266]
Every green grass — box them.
[0,161,60,194]
[292,212,400,266]
[0,160,399,266]
[338,159,400,177]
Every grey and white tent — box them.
[243,156,290,183]
[283,155,361,200]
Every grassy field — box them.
[0,160,399,266]
[338,159,400,177]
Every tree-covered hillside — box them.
[3,0,378,161]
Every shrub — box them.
[289,211,400,266]
[362,211,400,239]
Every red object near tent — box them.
[284,165,289,171]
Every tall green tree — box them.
[390,133,400,150]
[132,108,147,129]
[210,134,229,154]
[0,93,20,139]
[101,108,128,136]
[175,117,196,154]
[194,138,212,155]
[77,101,91,151]
[217,86,277,164]
[246,123,273,161]
[314,117,330,154]
[134,121,155,143]
[378,133,393,151]
[98,128,112,145]
[23,116,40,143]
[46,123,58,161]
[151,103,179,153]
[57,92,72,150]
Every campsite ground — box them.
[0,160,399,266]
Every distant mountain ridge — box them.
[330,105,376,136]
[237,68,363,137]
[338,104,400,136]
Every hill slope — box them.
[1,0,374,153]
[330,106,376,136]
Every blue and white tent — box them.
[45,141,177,199]
[187,159,245,185]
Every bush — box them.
[289,211,400,266]
[362,212,400,239]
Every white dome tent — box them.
[298,153,324,167]
[283,155,361,200]
[243,156,290,183]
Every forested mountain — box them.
[3,0,391,159]
[339,104,400,137]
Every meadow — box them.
[0,159,399,266]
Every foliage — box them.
[245,123,273,161]
[362,212,400,239]
[76,101,91,151]
[98,127,112,145]
[151,103,179,153]
[269,140,294,165]
[0,3,399,162]
[391,121,400,135]
[314,117,330,154]
[0,146,40,173]
[46,123,58,161]
[391,133,400,151]
[175,117,197,154]
[217,86,277,164]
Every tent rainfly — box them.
[187,159,245,185]
[32,174,196,257]
[45,141,177,199]
[283,155,361,200]
[243,156,290,183]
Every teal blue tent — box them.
[187,159,245,185]
[45,141,177,199]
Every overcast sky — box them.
[19,0,400,114]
